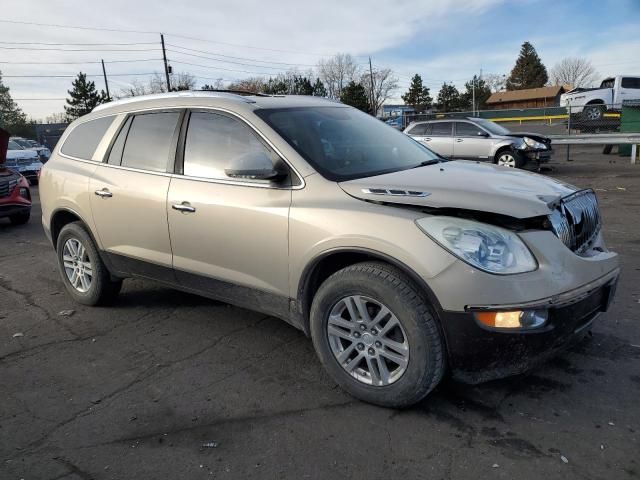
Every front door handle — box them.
[423,137,432,142]
[172,202,196,213]
[94,188,112,198]
[456,138,464,142]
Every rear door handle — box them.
[456,138,464,142]
[94,188,112,198]
[172,202,196,213]
[423,137,432,142]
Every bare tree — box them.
[202,78,226,90]
[118,71,196,97]
[550,57,598,88]
[317,53,360,99]
[361,68,398,115]
[44,112,68,124]
[226,77,268,93]
[484,73,507,93]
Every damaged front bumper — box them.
[439,270,619,383]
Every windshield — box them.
[255,106,441,181]
[472,118,511,136]
[600,78,615,89]
[8,141,23,150]
[12,139,31,148]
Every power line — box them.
[0,45,160,52]
[166,43,317,67]
[167,52,285,75]
[0,58,162,65]
[0,19,157,35]
[0,40,157,46]
[4,73,159,78]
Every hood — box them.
[505,132,551,146]
[339,160,577,219]
[6,149,39,160]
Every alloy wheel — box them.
[326,295,409,386]
[498,153,516,167]
[62,238,93,293]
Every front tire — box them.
[310,262,445,408]
[583,104,604,121]
[56,222,122,305]
[495,149,525,168]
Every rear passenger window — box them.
[182,111,280,182]
[621,77,640,89]
[120,112,180,172]
[408,123,431,135]
[431,122,452,136]
[107,116,132,166]
[61,115,115,160]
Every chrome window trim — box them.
[59,105,305,190]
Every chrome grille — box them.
[549,189,601,254]
[0,178,18,198]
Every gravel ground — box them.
[1,146,639,479]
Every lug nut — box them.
[353,332,361,338]
[357,343,364,351]
[368,348,375,355]
[371,328,378,335]
[360,324,366,331]
[375,341,382,348]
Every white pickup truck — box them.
[560,75,640,121]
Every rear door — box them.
[619,77,640,104]
[89,110,182,280]
[453,121,493,160]
[427,122,454,157]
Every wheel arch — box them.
[585,99,606,106]
[493,145,515,163]
[50,207,99,251]
[296,247,446,337]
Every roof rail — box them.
[92,90,257,113]
[199,89,271,97]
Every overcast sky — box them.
[2,0,639,120]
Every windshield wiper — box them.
[411,159,441,169]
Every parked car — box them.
[40,92,619,407]
[560,75,640,121]
[385,116,404,130]
[6,140,43,184]
[404,117,552,168]
[0,131,32,225]
[11,136,51,162]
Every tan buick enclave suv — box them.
[40,92,619,407]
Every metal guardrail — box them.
[548,133,640,164]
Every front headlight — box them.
[415,216,537,274]
[523,137,547,150]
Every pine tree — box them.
[506,42,548,90]
[64,72,106,120]
[401,74,432,113]
[340,81,370,112]
[460,75,492,111]
[312,78,327,97]
[436,83,462,112]
[0,70,28,129]
[292,76,314,95]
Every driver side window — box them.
[182,111,281,182]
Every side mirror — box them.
[224,151,286,181]
[477,131,490,137]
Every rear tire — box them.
[9,210,30,225]
[56,222,122,306]
[310,261,445,408]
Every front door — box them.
[89,111,182,280]
[167,110,292,317]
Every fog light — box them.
[19,187,29,199]
[475,310,547,330]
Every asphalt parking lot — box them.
[1,146,639,480]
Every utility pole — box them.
[161,33,171,92]
[472,76,476,116]
[101,59,111,101]
[368,57,376,116]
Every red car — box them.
[0,128,32,225]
